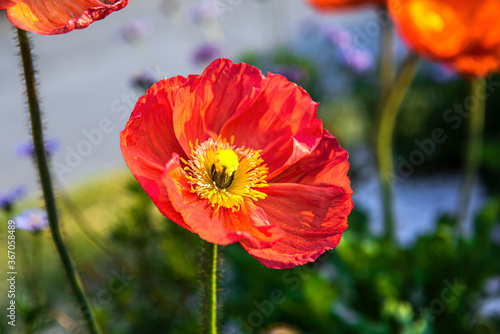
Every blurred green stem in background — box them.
[203,242,219,334]
[377,54,419,244]
[458,79,486,232]
[378,8,395,108]
[31,232,42,304]
[60,191,132,271]
[17,28,101,334]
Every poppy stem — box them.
[203,242,218,334]
[458,79,486,232]
[377,54,419,244]
[16,28,101,334]
[378,8,395,108]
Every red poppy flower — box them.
[389,0,500,77]
[307,0,386,10]
[120,58,353,269]
[0,0,128,35]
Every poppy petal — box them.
[269,130,350,187]
[6,0,128,35]
[453,53,500,78]
[391,0,470,59]
[218,199,286,249]
[390,0,500,77]
[172,58,323,178]
[307,0,385,10]
[0,0,19,10]
[221,72,323,178]
[242,183,352,269]
[162,154,285,248]
[241,133,353,269]
[172,58,265,154]
[120,76,189,230]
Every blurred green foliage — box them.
[2,173,499,334]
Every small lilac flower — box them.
[323,24,353,47]
[130,69,159,91]
[119,18,153,43]
[192,43,221,65]
[188,1,218,25]
[271,65,310,84]
[13,209,48,232]
[320,23,373,74]
[0,185,26,212]
[342,49,374,74]
[15,138,59,159]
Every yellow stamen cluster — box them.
[182,137,268,212]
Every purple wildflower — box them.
[192,43,221,65]
[15,138,59,159]
[119,18,153,43]
[323,24,353,47]
[188,1,218,25]
[271,65,310,84]
[321,23,373,74]
[342,49,374,74]
[0,185,26,212]
[130,70,159,91]
[13,209,48,232]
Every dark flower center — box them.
[211,164,235,189]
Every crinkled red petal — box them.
[6,0,128,35]
[120,76,190,230]
[0,0,19,10]
[241,132,353,269]
[221,71,323,178]
[172,58,265,155]
[171,58,323,179]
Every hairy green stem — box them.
[377,54,419,243]
[204,242,218,334]
[458,79,486,232]
[17,28,101,334]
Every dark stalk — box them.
[17,28,101,334]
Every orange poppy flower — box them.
[0,0,128,35]
[389,0,500,77]
[307,0,386,10]
[120,58,353,269]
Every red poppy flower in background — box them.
[307,0,386,10]
[0,0,128,35]
[389,0,500,77]
[120,58,353,269]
